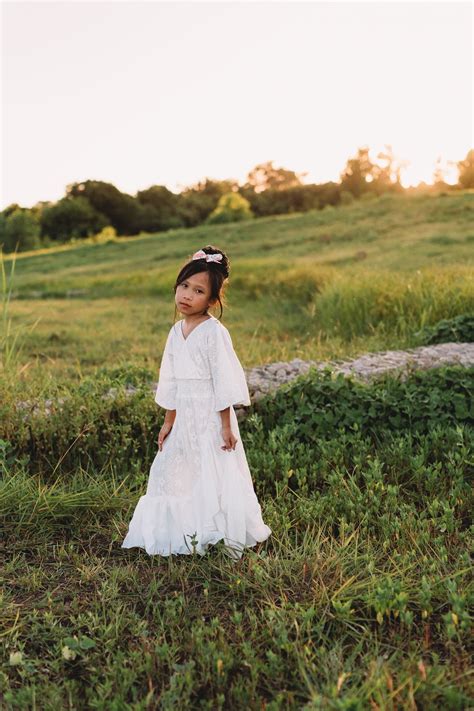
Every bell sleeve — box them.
[208,323,251,412]
[154,327,177,410]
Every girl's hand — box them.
[221,425,238,451]
[158,422,173,451]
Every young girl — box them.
[121,245,272,560]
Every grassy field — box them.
[1,191,473,709]
[3,191,474,382]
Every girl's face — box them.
[176,271,216,317]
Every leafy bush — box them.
[205,192,254,225]
[242,417,472,536]
[2,364,473,485]
[251,365,474,441]
[416,313,474,344]
[1,369,159,478]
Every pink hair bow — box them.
[192,249,223,263]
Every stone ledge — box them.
[239,342,474,407]
[13,342,474,420]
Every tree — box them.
[456,149,474,189]
[66,180,142,235]
[0,213,6,248]
[2,204,22,219]
[371,144,407,194]
[40,196,108,242]
[205,192,254,225]
[177,178,238,227]
[136,185,184,231]
[244,161,307,193]
[339,147,377,198]
[432,155,449,187]
[3,209,41,252]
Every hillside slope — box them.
[3,191,474,378]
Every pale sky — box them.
[1,0,472,209]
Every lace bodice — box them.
[154,315,251,412]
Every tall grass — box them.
[312,265,474,341]
[1,247,40,373]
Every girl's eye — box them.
[181,283,202,293]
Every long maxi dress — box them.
[121,314,272,560]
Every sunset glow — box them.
[2,1,472,209]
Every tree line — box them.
[1,147,473,252]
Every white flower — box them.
[61,645,77,661]
[9,651,23,666]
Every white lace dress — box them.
[121,314,272,560]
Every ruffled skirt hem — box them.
[121,492,272,560]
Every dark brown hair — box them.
[173,245,230,322]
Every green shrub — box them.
[251,365,474,441]
[2,364,473,488]
[2,375,159,479]
[205,192,254,225]
[242,417,472,537]
[416,313,474,344]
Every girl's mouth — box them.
[180,303,190,308]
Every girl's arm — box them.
[164,408,176,427]
[158,408,176,450]
[219,406,231,429]
[219,406,238,451]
